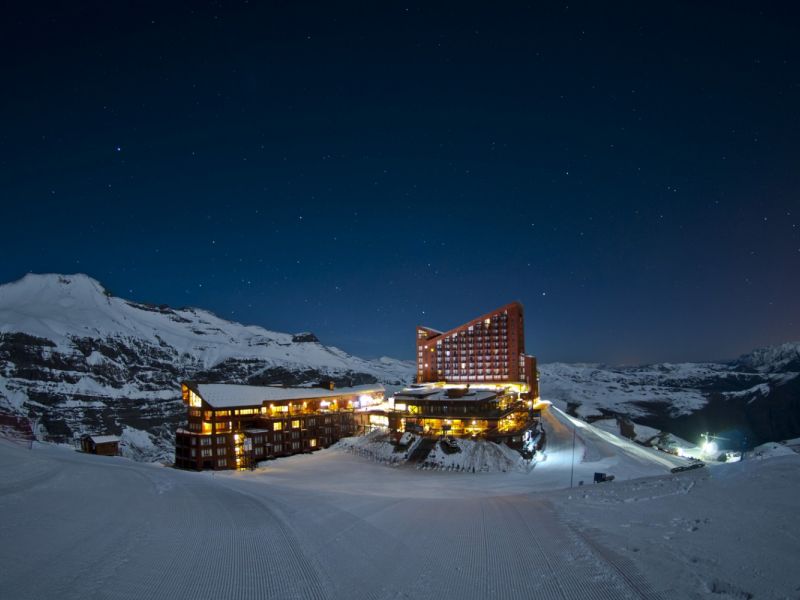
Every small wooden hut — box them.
[80,434,120,456]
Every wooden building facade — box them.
[174,382,385,470]
[80,434,120,456]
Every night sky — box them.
[2,2,798,364]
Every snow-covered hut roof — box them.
[89,435,120,444]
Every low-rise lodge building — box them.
[175,382,385,470]
[389,384,541,449]
[355,382,545,454]
[80,434,120,456]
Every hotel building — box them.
[174,382,384,470]
[174,302,543,468]
[373,302,544,452]
[415,301,539,397]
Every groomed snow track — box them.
[0,435,679,600]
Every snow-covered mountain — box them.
[1,272,797,460]
[539,345,800,447]
[0,273,414,460]
[733,342,800,373]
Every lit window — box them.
[273,422,282,431]
[291,420,300,429]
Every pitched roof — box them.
[417,301,522,341]
[89,435,120,444]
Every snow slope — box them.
[0,273,413,379]
[0,273,414,460]
[537,405,686,484]
[538,350,800,446]
[2,272,798,460]
[540,362,722,418]
[2,430,798,599]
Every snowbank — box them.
[752,441,797,459]
[334,430,419,465]
[120,426,171,463]
[334,432,531,473]
[420,438,532,473]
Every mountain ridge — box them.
[0,273,414,460]
[0,273,798,460]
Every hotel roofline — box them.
[416,301,524,342]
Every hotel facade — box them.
[174,301,543,469]
[415,301,539,398]
[369,301,544,453]
[174,382,384,470]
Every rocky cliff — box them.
[0,274,414,460]
[1,273,797,460]
[539,343,800,447]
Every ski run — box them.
[2,405,799,600]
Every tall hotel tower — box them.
[415,301,539,398]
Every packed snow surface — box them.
[7,407,796,599]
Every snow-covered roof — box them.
[89,435,120,444]
[393,388,439,398]
[394,388,499,402]
[194,383,385,408]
